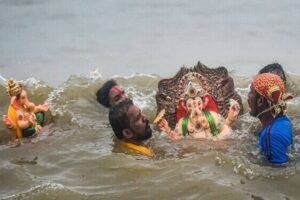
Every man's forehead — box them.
[111,86,123,94]
[127,105,140,117]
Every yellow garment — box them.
[7,105,22,139]
[119,140,155,157]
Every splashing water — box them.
[0,71,300,199]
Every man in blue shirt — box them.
[248,73,293,164]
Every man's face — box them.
[248,85,262,117]
[108,86,127,106]
[125,105,152,141]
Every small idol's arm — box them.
[33,103,49,113]
[3,115,16,130]
[16,112,36,130]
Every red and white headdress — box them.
[252,73,293,117]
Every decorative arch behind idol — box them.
[156,61,243,129]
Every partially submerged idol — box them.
[156,61,243,130]
[156,72,241,140]
[2,79,49,142]
[156,62,243,141]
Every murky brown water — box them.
[0,73,300,200]
[1,0,300,199]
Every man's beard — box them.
[142,120,152,140]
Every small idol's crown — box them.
[6,78,22,97]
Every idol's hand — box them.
[36,103,49,112]
[29,116,37,127]
[228,99,241,119]
[158,118,171,133]
[199,116,209,129]
[35,125,42,134]
[3,115,15,129]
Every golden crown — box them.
[6,79,22,97]
[178,72,207,99]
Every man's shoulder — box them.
[272,115,292,130]
[271,115,292,142]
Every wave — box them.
[1,182,87,200]
[1,70,300,180]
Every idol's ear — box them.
[178,98,186,110]
[122,129,134,140]
[176,99,187,122]
[203,95,209,108]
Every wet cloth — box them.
[258,115,292,164]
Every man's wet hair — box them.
[259,63,286,83]
[109,99,133,140]
[96,79,117,108]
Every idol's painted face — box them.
[17,90,28,106]
[185,98,194,113]
[194,96,204,111]
[108,86,127,106]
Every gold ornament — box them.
[153,109,166,124]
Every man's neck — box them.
[124,138,143,145]
[258,111,275,127]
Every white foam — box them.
[20,77,48,89]
[287,71,300,76]
[235,87,250,92]
[0,74,7,82]
[1,182,65,200]
[112,73,159,80]
[89,68,103,81]
[45,84,67,116]
[287,96,300,105]
[125,86,156,111]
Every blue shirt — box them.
[258,115,292,164]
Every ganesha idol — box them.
[2,79,49,142]
[154,63,243,140]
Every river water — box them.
[1,0,300,200]
[0,73,300,199]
